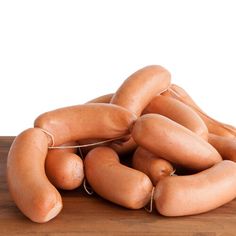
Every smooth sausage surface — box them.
[154,160,236,216]
[34,103,137,146]
[131,114,222,170]
[144,95,208,140]
[46,144,84,190]
[7,128,62,223]
[84,146,153,209]
[111,65,171,116]
[208,133,236,162]
[132,147,174,185]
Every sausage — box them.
[143,95,208,140]
[34,103,137,146]
[162,84,235,137]
[132,147,174,185]
[208,133,236,162]
[154,160,236,216]
[46,143,84,190]
[7,128,62,223]
[131,114,222,171]
[84,146,153,209]
[86,93,113,103]
[110,65,171,116]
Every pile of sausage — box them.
[7,65,236,223]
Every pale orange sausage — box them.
[110,65,171,116]
[46,144,84,190]
[7,128,62,223]
[131,114,222,171]
[84,146,153,209]
[154,160,236,216]
[132,147,174,185]
[208,133,236,162]
[34,103,137,146]
[162,84,235,137]
[143,95,208,140]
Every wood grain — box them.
[0,136,236,236]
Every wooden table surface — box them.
[0,137,236,236]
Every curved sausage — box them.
[132,147,174,185]
[154,160,236,216]
[162,84,235,137]
[143,95,208,140]
[7,128,62,223]
[110,65,171,116]
[131,114,222,171]
[34,103,137,146]
[84,146,153,209]
[46,144,84,190]
[208,133,236,162]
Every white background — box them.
[0,0,235,135]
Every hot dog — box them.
[131,114,222,170]
[46,144,84,190]
[154,160,236,216]
[34,103,137,146]
[132,147,174,185]
[143,95,208,140]
[208,133,236,162]
[110,65,171,116]
[7,128,62,223]
[84,146,153,209]
[163,84,236,137]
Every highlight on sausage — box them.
[7,128,62,223]
[131,114,222,171]
[84,146,153,209]
[154,160,236,216]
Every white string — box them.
[83,179,94,195]
[48,135,128,150]
[144,187,155,213]
[38,128,55,147]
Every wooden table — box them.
[0,136,236,236]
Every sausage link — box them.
[84,146,153,209]
[132,147,174,185]
[34,103,137,146]
[131,114,222,170]
[111,65,171,116]
[154,160,236,216]
[7,128,62,223]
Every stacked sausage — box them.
[7,65,236,223]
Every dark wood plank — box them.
[1,136,236,236]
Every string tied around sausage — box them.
[144,187,155,213]
[38,128,55,147]
[47,135,129,150]
[83,178,94,195]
